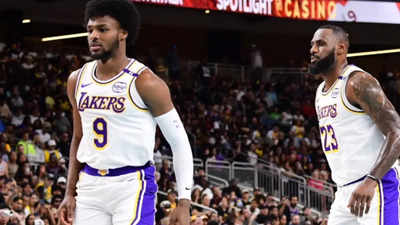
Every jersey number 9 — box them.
[93,117,108,150]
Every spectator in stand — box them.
[216,197,230,220]
[0,154,8,179]
[10,195,25,225]
[56,132,70,161]
[25,214,39,225]
[266,126,282,146]
[192,187,202,204]
[223,179,242,199]
[51,111,70,134]
[159,200,172,225]
[43,140,61,164]
[279,196,300,222]
[290,120,305,148]
[308,170,323,190]
[289,214,301,225]
[35,122,51,147]
[255,205,270,224]
[25,192,39,216]
[29,134,45,167]
[0,98,12,121]
[45,153,65,178]
[280,214,288,225]
[8,151,18,179]
[166,189,178,210]
[210,186,223,208]
[17,133,34,158]
[200,193,211,210]
[247,144,258,166]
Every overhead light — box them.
[41,32,88,42]
[205,9,210,14]
[348,48,400,57]
[22,19,31,24]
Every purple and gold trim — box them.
[130,170,145,225]
[321,79,340,96]
[129,166,157,225]
[340,91,365,114]
[376,167,400,225]
[378,181,383,225]
[75,64,88,99]
[91,59,135,85]
[82,162,152,177]
[137,66,147,75]
[128,77,149,112]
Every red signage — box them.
[132,0,400,24]
[273,0,336,20]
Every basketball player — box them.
[311,25,400,224]
[57,0,193,225]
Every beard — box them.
[309,48,336,75]
[90,37,120,63]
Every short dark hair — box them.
[84,0,141,46]
[318,24,350,49]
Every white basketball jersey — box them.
[315,65,385,186]
[74,59,157,169]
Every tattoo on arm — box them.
[349,72,400,179]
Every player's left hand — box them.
[169,199,191,225]
[347,177,378,217]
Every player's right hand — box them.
[57,195,75,225]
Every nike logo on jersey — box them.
[185,187,191,190]
[81,83,92,88]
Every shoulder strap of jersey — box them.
[340,65,365,113]
[74,62,92,100]
[123,59,147,78]
[126,59,149,111]
[341,64,364,78]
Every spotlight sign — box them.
[133,0,400,24]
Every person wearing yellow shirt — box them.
[44,140,62,163]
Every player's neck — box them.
[323,60,348,90]
[96,54,130,81]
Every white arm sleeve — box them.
[155,108,193,200]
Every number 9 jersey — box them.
[74,59,157,169]
[314,65,385,186]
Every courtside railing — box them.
[157,156,336,213]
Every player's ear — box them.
[119,29,128,42]
[336,42,346,55]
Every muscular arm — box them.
[347,71,400,180]
[136,69,193,207]
[65,71,84,197]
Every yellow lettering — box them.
[285,0,292,17]
[317,0,325,19]
[275,0,283,16]
[301,0,309,18]
[311,0,315,18]
[293,0,301,18]
[327,1,336,19]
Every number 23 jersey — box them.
[74,59,157,169]
[314,65,385,186]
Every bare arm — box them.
[57,70,84,223]
[65,70,84,197]
[347,71,400,179]
[135,69,174,116]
